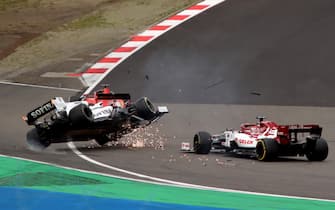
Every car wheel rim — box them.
[256,141,266,160]
[144,98,155,113]
[194,136,200,151]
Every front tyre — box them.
[193,131,212,154]
[135,97,157,121]
[306,138,328,161]
[256,139,278,161]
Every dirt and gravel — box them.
[0,0,199,87]
[0,0,107,59]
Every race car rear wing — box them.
[279,124,323,142]
[23,99,56,125]
[289,125,322,140]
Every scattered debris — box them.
[119,125,168,150]
[250,91,262,96]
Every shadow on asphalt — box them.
[207,152,310,163]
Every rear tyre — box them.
[256,139,278,161]
[306,138,328,161]
[193,131,212,154]
[69,104,93,126]
[135,97,157,121]
[26,128,51,151]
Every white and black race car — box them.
[23,86,168,150]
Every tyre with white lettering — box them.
[256,139,278,161]
[26,128,51,151]
[135,97,157,121]
[69,104,93,126]
[193,131,212,154]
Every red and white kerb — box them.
[72,0,225,94]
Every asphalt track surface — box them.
[1,0,335,201]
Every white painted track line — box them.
[0,81,79,92]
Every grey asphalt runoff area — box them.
[1,0,335,200]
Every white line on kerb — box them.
[67,142,335,203]
[0,81,80,92]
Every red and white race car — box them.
[24,86,168,150]
[182,117,328,161]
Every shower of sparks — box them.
[103,124,168,150]
[81,123,238,168]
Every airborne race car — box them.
[182,117,328,161]
[23,86,168,150]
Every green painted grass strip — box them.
[0,156,334,210]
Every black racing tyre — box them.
[69,104,93,126]
[26,128,51,151]
[256,139,279,161]
[135,97,157,121]
[193,131,212,154]
[306,138,328,161]
[95,135,110,146]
